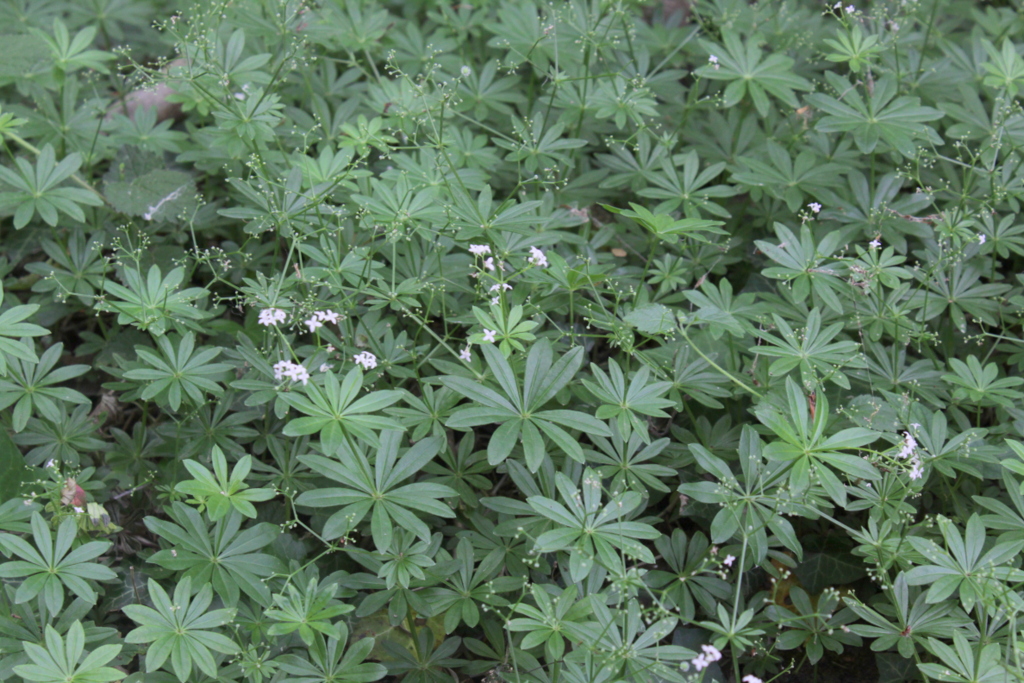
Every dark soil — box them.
[772,644,880,683]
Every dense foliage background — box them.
[2,0,1024,681]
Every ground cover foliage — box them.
[2,0,1024,681]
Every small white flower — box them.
[461,65,471,77]
[723,555,735,567]
[459,346,472,362]
[897,431,917,460]
[482,329,497,343]
[869,238,881,249]
[489,283,513,292]
[258,308,287,326]
[274,360,310,385]
[305,317,323,333]
[834,1,842,7]
[273,360,292,381]
[743,676,764,683]
[469,244,491,256]
[808,202,821,213]
[73,506,84,513]
[483,257,496,271]
[319,363,333,372]
[353,352,378,370]
[285,364,310,385]
[909,461,924,480]
[44,459,56,469]
[846,4,855,12]
[316,310,340,324]
[978,234,987,245]
[701,645,722,662]
[708,55,718,65]
[691,655,709,671]
[528,246,548,268]
[491,296,500,305]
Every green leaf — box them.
[104,169,196,221]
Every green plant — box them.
[2,0,1024,682]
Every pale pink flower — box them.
[723,555,735,567]
[305,317,323,333]
[483,257,496,271]
[469,244,491,256]
[869,238,881,249]
[528,246,548,268]
[459,346,472,362]
[808,202,821,213]
[482,329,497,343]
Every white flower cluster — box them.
[258,308,287,326]
[467,245,549,270]
[273,360,310,385]
[353,351,377,370]
[691,644,722,671]
[305,309,340,332]
[897,429,925,480]
[743,676,764,683]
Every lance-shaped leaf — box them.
[280,366,403,452]
[124,577,239,683]
[14,621,122,683]
[442,340,611,471]
[807,72,944,158]
[176,445,277,520]
[528,468,659,582]
[0,513,115,614]
[296,431,456,550]
[144,503,279,606]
